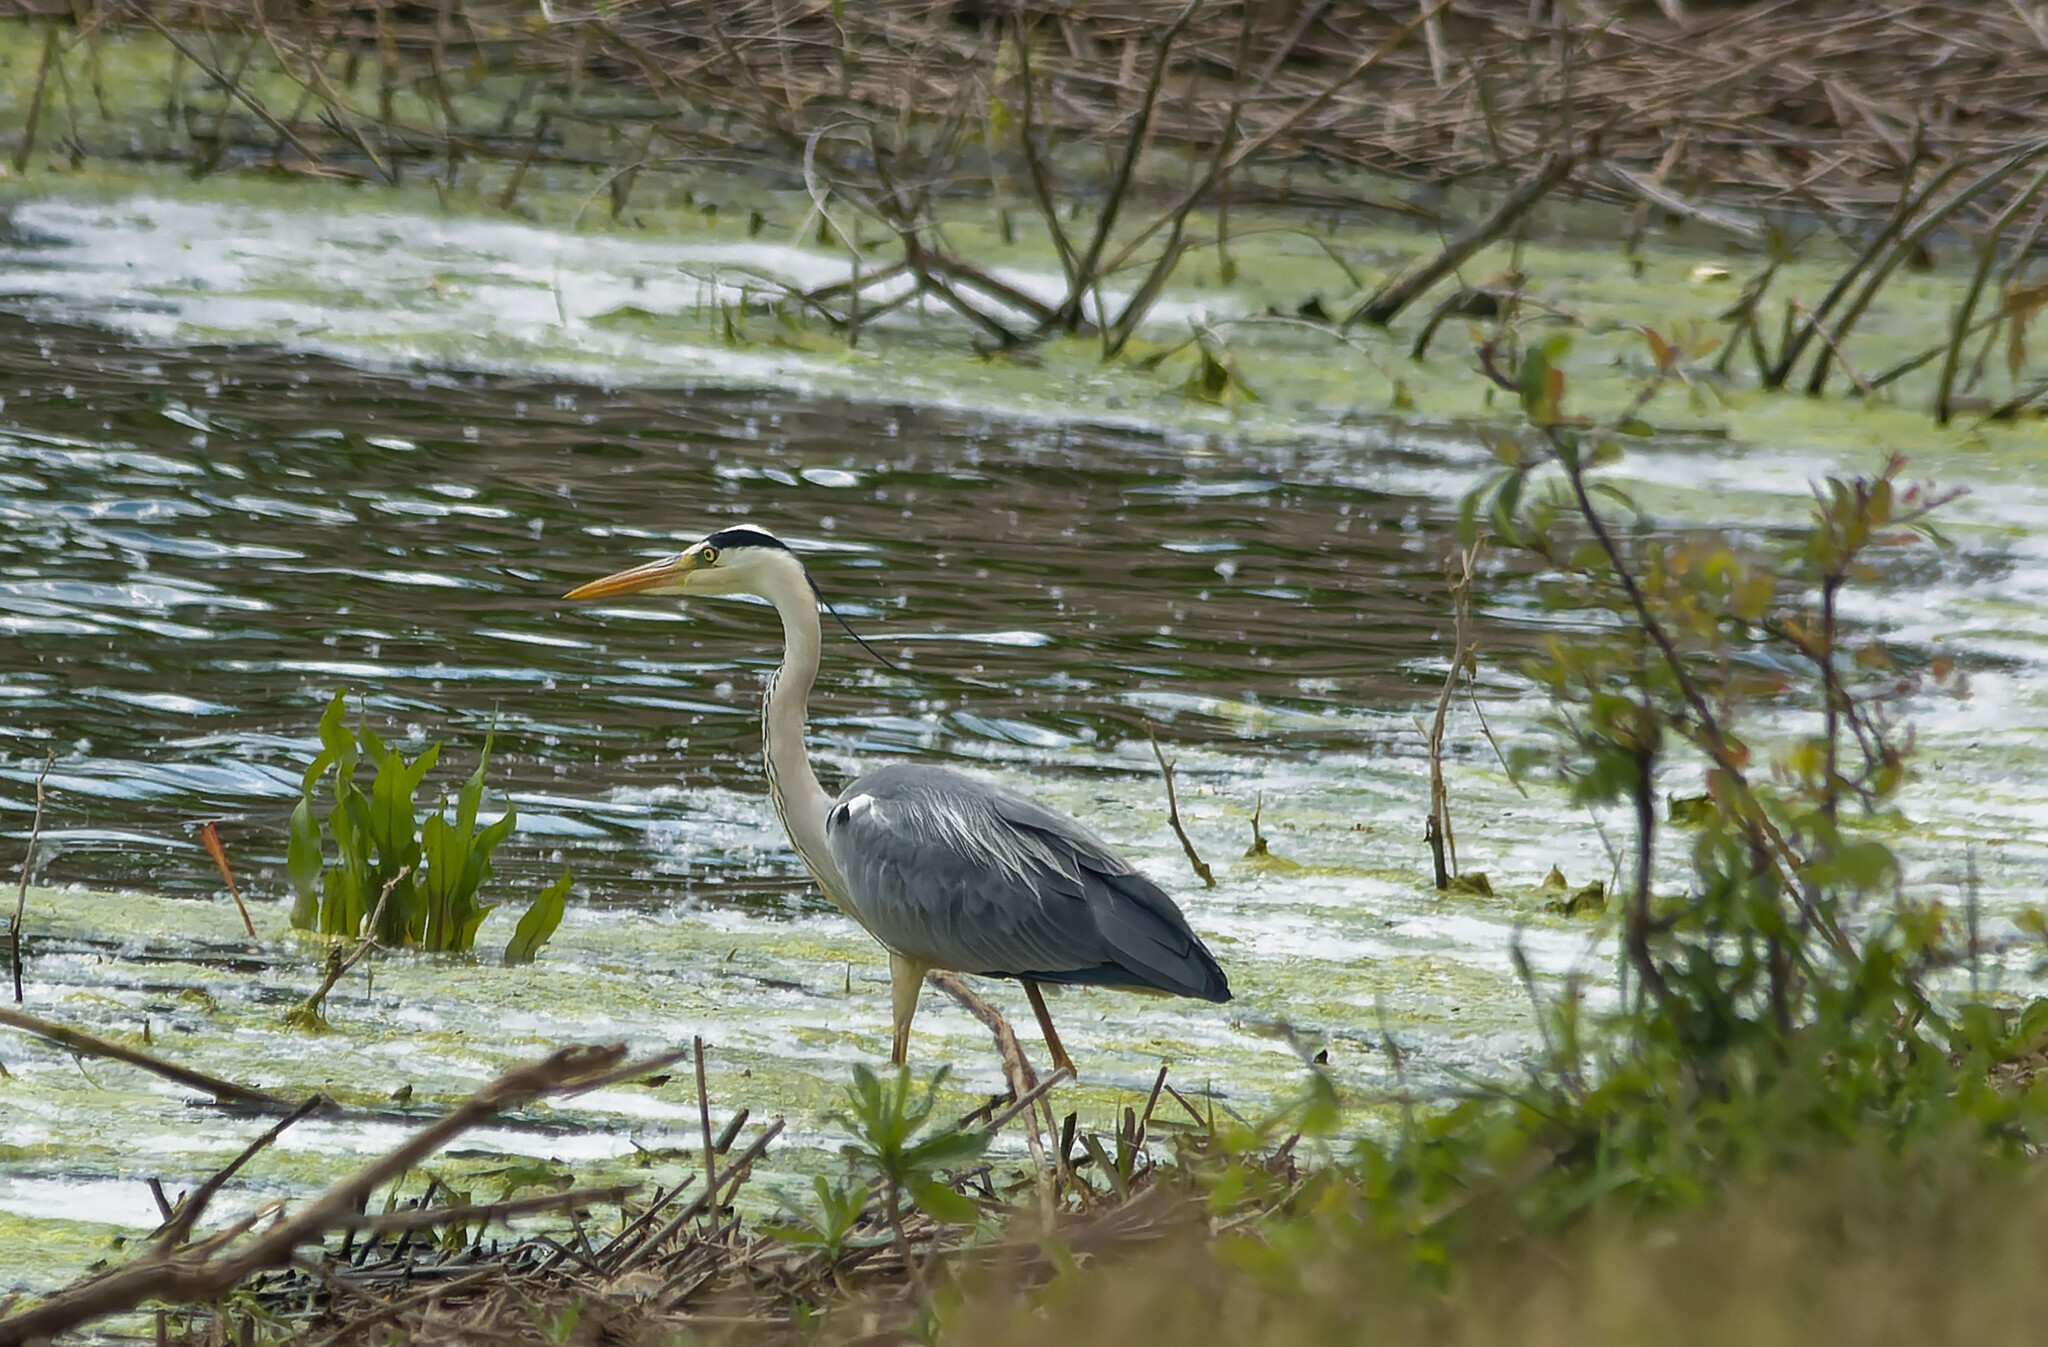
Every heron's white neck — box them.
[756,559,855,916]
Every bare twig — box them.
[283,866,406,1031]
[985,1065,1076,1135]
[0,1044,652,1347]
[156,1095,331,1247]
[9,755,52,1004]
[1791,299,1875,398]
[0,1006,289,1110]
[1937,161,2048,421]
[1053,0,1202,333]
[1421,541,1481,889]
[1148,729,1214,888]
[608,1118,785,1276]
[1351,150,1579,327]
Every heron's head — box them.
[564,525,806,601]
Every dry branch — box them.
[8,755,51,1004]
[1149,729,1214,888]
[0,1042,678,1347]
[0,1005,291,1109]
[156,1094,330,1247]
[1350,149,1577,328]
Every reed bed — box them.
[5,2,2048,408]
[6,0,2047,219]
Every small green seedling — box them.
[838,1063,991,1229]
[762,1174,878,1265]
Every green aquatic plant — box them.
[287,690,568,960]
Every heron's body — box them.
[826,764,1229,1000]
[568,525,1230,1069]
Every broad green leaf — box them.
[1490,469,1526,542]
[504,869,573,965]
[903,1128,991,1170]
[287,796,323,930]
[908,1176,981,1226]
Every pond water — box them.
[1,180,2044,1300]
[0,313,1469,902]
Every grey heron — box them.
[565,525,1231,1072]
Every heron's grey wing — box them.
[823,764,1230,1002]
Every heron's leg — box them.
[1022,979,1075,1076]
[888,952,927,1066]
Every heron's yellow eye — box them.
[699,546,719,565]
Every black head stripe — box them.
[704,525,792,553]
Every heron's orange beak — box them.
[563,551,697,600]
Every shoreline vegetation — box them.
[6,2,2048,1344]
[1,2,2048,419]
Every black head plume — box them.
[806,574,905,675]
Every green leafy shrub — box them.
[287,689,569,961]
[1367,326,2048,1229]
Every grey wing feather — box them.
[823,763,1230,1002]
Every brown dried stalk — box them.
[8,755,51,1004]
[0,1005,290,1109]
[1148,729,1214,889]
[1422,541,1481,891]
[0,1043,678,1347]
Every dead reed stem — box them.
[8,0,2048,410]
[1148,729,1214,888]
[8,755,51,1004]
[694,1035,718,1223]
[1423,542,1481,891]
[0,1005,291,1109]
[283,866,405,1030]
[0,1043,677,1347]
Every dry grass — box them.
[947,1155,2048,1347]
[7,1,2048,405]
[5,2,2047,220]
